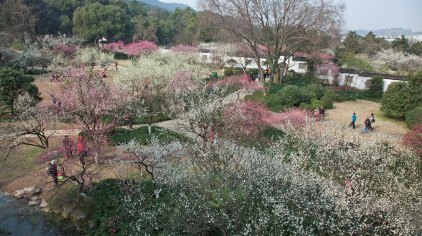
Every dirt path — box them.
[325,100,409,136]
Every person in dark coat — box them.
[48,160,58,185]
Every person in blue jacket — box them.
[349,112,357,129]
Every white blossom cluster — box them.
[372,48,422,73]
[115,52,209,91]
[117,121,421,235]
[75,47,114,68]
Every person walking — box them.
[62,135,73,159]
[349,112,357,129]
[368,113,375,131]
[363,116,371,133]
[319,106,325,117]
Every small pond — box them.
[0,192,78,236]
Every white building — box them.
[197,52,308,74]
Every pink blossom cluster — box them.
[258,44,270,56]
[169,44,199,54]
[167,71,198,93]
[273,108,310,127]
[102,41,125,52]
[223,101,284,135]
[315,62,339,77]
[124,41,158,56]
[102,41,158,56]
[53,44,77,58]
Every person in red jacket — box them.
[77,134,88,166]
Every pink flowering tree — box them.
[52,44,77,59]
[215,74,264,99]
[102,41,159,57]
[60,69,122,164]
[167,71,199,95]
[315,62,339,85]
[102,41,125,53]
[275,108,311,127]
[222,100,283,139]
[123,41,158,56]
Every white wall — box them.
[319,73,405,91]
[159,49,308,74]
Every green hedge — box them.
[223,68,243,76]
[300,84,325,103]
[110,126,190,145]
[277,85,302,108]
[134,113,171,125]
[245,91,284,112]
[113,52,128,60]
[406,107,422,129]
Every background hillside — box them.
[136,0,191,11]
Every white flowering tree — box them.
[372,48,422,74]
[114,53,210,133]
[111,120,421,235]
[116,138,183,195]
[76,47,114,69]
[0,93,58,159]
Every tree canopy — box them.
[0,68,41,114]
[201,0,344,83]
[73,2,133,42]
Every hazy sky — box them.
[160,0,422,31]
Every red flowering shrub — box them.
[403,125,422,155]
[123,41,158,56]
[102,41,158,56]
[223,101,283,137]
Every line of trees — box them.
[0,0,209,45]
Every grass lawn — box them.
[326,100,409,135]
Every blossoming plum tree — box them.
[60,69,123,164]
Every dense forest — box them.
[0,0,224,45]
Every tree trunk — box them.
[148,124,152,134]
[255,57,267,96]
[94,151,99,164]
[274,67,282,84]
